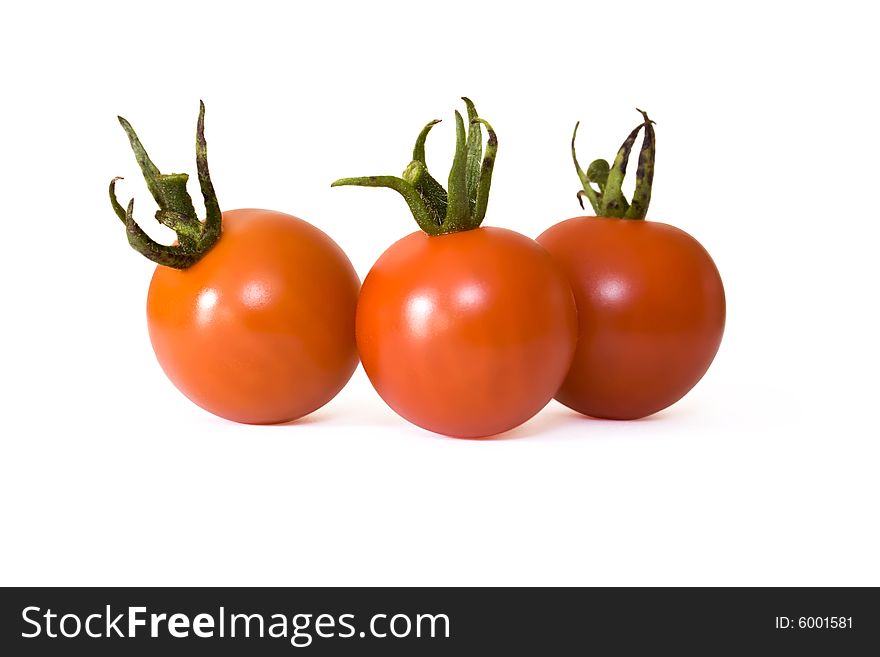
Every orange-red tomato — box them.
[356,226,578,438]
[537,217,725,420]
[147,209,360,424]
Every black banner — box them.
[1,587,876,654]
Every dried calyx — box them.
[109,101,222,268]
[572,109,656,220]
[331,97,497,236]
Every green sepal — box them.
[109,101,222,268]
[332,98,498,236]
[330,174,439,234]
[571,109,656,220]
[624,109,656,220]
[462,97,482,213]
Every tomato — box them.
[538,110,725,419]
[537,218,724,419]
[334,98,576,437]
[357,227,576,438]
[111,103,359,424]
[148,209,360,424]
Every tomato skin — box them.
[537,217,725,420]
[147,209,360,424]
[356,226,578,438]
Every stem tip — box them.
[635,108,655,125]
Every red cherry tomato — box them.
[537,217,725,419]
[111,105,360,425]
[357,227,578,438]
[148,209,360,424]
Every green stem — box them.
[109,102,222,268]
[332,98,498,236]
[571,109,656,220]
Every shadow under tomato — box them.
[221,396,679,435]
[579,409,675,424]
[242,407,341,428]
[472,402,677,441]
[445,406,579,441]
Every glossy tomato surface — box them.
[147,209,360,424]
[537,217,725,420]
[356,226,578,438]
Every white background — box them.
[1,1,877,586]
